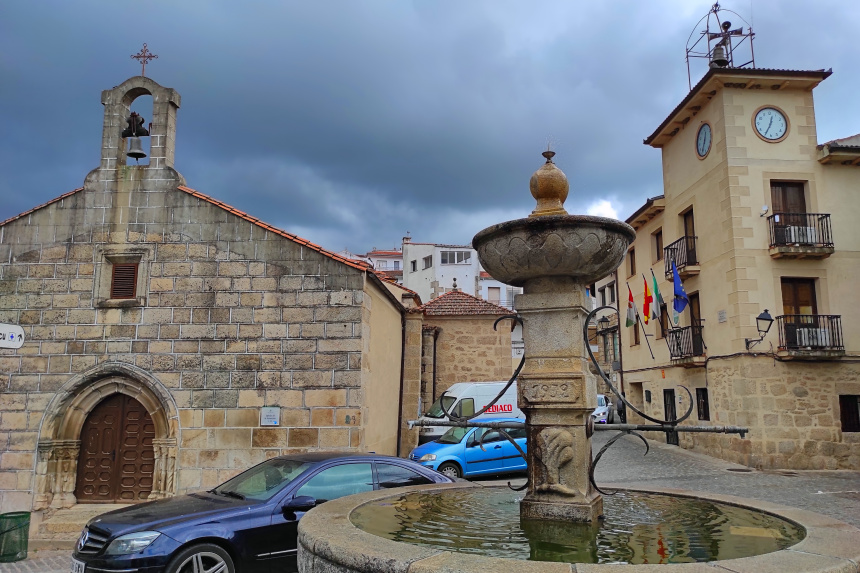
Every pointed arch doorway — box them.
[74,393,156,502]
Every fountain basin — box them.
[298,482,860,572]
[472,215,636,287]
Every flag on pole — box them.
[643,276,653,324]
[651,269,664,320]
[626,284,637,327]
[672,260,689,326]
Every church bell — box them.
[126,137,147,161]
[710,43,729,68]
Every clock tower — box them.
[618,4,860,470]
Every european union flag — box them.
[672,261,689,321]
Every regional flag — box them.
[643,276,653,325]
[626,285,636,327]
[651,270,664,321]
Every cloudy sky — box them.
[2,1,858,255]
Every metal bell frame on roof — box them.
[685,2,757,90]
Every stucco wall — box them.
[361,280,403,456]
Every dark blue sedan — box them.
[71,453,452,573]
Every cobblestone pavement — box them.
[3,432,858,573]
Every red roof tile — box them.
[0,188,84,228]
[420,290,515,316]
[177,186,370,271]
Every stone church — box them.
[0,76,412,516]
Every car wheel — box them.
[437,462,462,479]
[166,543,234,573]
[608,409,616,424]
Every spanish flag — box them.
[643,275,654,325]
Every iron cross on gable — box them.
[131,43,158,77]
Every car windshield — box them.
[597,395,606,408]
[212,458,311,501]
[425,396,456,419]
[436,426,470,444]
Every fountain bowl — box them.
[298,482,860,573]
[472,215,636,287]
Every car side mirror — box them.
[283,495,317,515]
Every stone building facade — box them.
[0,76,410,515]
[417,290,516,413]
[618,67,860,469]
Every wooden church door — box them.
[75,394,155,503]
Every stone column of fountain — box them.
[473,151,635,523]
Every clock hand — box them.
[766,116,773,136]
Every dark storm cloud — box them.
[2,1,858,253]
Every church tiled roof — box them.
[420,290,515,316]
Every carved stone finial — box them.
[529,151,569,218]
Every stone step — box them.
[31,504,132,550]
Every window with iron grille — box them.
[110,263,138,299]
[840,395,860,432]
[696,388,710,421]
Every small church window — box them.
[110,263,139,299]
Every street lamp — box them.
[597,315,610,333]
[745,309,774,350]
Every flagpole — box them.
[650,268,674,354]
[629,280,655,360]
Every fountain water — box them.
[298,153,860,571]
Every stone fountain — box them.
[471,150,634,522]
[297,153,860,571]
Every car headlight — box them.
[419,454,436,462]
[104,531,161,555]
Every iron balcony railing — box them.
[666,324,705,360]
[767,213,833,248]
[777,314,844,351]
[664,235,698,277]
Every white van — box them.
[417,381,523,444]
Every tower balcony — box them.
[767,213,834,259]
[776,314,845,360]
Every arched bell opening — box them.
[124,94,153,166]
[34,363,178,510]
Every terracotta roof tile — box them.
[420,290,515,317]
[177,186,371,271]
[0,188,84,227]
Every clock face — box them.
[754,107,788,141]
[696,123,711,158]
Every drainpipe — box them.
[614,269,625,394]
[432,327,439,403]
[396,311,405,457]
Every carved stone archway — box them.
[35,363,179,510]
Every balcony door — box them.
[772,182,808,242]
[771,182,806,215]
[682,209,697,264]
[689,292,704,356]
[781,278,817,348]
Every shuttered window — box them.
[110,263,138,299]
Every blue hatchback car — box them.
[408,418,527,479]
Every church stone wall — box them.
[0,188,388,511]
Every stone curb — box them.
[297,483,860,573]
